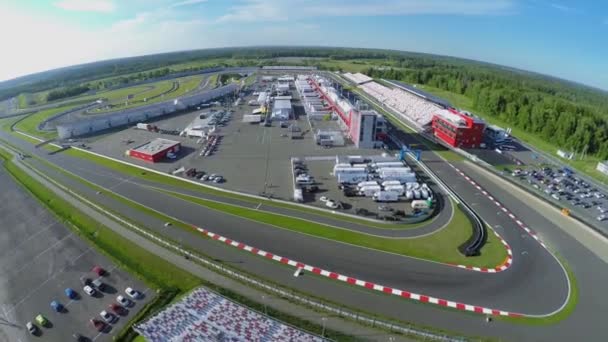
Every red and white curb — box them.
[450,164,548,250]
[192,225,522,317]
[451,230,513,273]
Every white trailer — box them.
[405,190,414,200]
[420,188,430,199]
[381,174,417,184]
[384,185,405,196]
[359,185,381,197]
[358,181,379,188]
[381,180,402,187]
[405,182,420,190]
[376,167,412,174]
[413,189,421,199]
[333,164,358,174]
[337,172,368,184]
[372,162,404,169]
[373,191,399,202]
[136,123,150,130]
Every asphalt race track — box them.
[3,129,608,340]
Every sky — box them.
[0,0,607,90]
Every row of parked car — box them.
[185,168,224,183]
[512,166,607,221]
[200,135,223,157]
[25,265,142,340]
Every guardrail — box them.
[406,153,486,256]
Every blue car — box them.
[50,300,63,312]
[65,288,77,299]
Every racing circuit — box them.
[1,68,608,342]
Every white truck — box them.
[384,185,405,196]
[413,189,421,199]
[420,188,430,199]
[381,180,402,187]
[359,185,381,197]
[411,200,430,209]
[405,190,414,200]
[358,181,379,188]
[337,172,368,184]
[373,191,399,202]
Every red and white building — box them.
[432,109,485,148]
[305,75,387,149]
[127,138,181,163]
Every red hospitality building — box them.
[127,138,181,163]
[432,109,485,148]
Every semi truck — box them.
[373,191,399,202]
[384,185,405,196]
[359,185,381,197]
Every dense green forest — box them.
[364,61,608,159]
[46,85,90,101]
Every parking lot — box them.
[505,165,608,230]
[0,166,152,342]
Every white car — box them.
[319,196,329,202]
[125,287,140,299]
[116,295,131,307]
[293,267,303,277]
[597,215,607,222]
[100,310,115,324]
[84,285,96,296]
[325,200,339,209]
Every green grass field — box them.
[88,75,203,114]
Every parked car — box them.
[125,287,140,299]
[116,295,131,307]
[99,310,115,324]
[26,322,37,335]
[92,266,106,277]
[80,276,92,286]
[84,285,96,296]
[92,278,105,291]
[325,200,340,209]
[109,303,124,315]
[35,314,48,327]
[50,300,64,312]
[65,288,77,299]
[90,319,106,332]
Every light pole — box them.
[321,317,327,337]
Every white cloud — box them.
[54,0,115,13]
[170,0,208,8]
[549,3,580,13]
[217,0,514,23]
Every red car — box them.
[90,319,106,332]
[109,303,124,315]
[92,266,106,277]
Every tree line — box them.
[46,85,90,101]
[364,62,608,159]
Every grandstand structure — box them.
[135,287,326,342]
[359,81,441,129]
[342,72,373,85]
